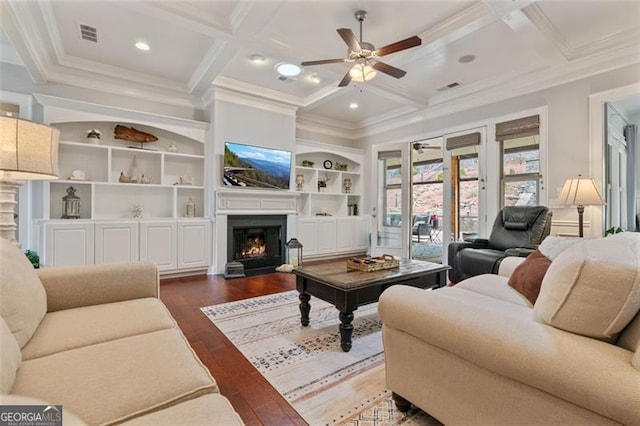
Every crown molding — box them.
[187,39,228,93]
[212,86,298,117]
[296,118,356,140]
[33,93,209,130]
[42,65,203,110]
[296,138,364,155]
[1,0,49,83]
[213,76,303,108]
[524,3,640,61]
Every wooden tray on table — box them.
[346,254,400,272]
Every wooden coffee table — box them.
[293,258,450,352]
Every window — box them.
[379,153,402,227]
[496,115,540,207]
[501,136,540,206]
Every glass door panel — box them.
[410,138,444,262]
[372,146,408,258]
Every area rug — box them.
[201,291,441,425]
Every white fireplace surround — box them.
[214,189,299,274]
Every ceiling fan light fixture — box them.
[349,63,376,82]
[275,62,302,77]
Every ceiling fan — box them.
[301,10,422,87]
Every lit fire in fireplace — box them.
[240,235,266,258]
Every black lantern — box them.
[62,186,80,219]
[285,238,303,267]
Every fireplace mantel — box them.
[215,189,298,215]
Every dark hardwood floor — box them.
[160,272,307,426]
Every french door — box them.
[372,127,486,262]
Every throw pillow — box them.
[0,237,47,348]
[508,249,552,305]
[533,233,640,339]
[538,236,583,261]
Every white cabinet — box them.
[139,221,177,272]
[177,219,211,270]
[41,219,211,274]
[43,222,94,267]
[95,221,138,264]
[296,216,370,260]
[354,216,371,250]
[317,218,337,254]
[298,218,320,256]
[336,218,355,251]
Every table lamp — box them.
[558,174,604,237]
[0,116,60,246]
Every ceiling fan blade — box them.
[337,28,361,52]
[372,61,407,79]
[375,35,421,57]
[301,58,347,66]
[338,70,352,87]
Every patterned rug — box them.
[201,291,441,425]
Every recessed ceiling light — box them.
[275,63,302,77]
[349,102,358,109]
[135,41,150,51]
[250,54,266,64]
[310,73,321,84]
[458,54,475,63]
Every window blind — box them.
[495,115,539,141]
[445,132,480,150]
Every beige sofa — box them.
[379,233,640,425]
[0,237,242,425]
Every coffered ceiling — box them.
[1,1,639,137]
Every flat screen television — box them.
[223,142,292,190]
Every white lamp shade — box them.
[0,116,60,180]
[559,176,604,206]
[349,63,377,82]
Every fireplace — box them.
[227,215,287,276]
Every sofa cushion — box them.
[0,237,47,348]
[0,395,86,425]
[633,348,640,371]
[21,298,175,360]
[534,233,640,339]
[120,393,243,425]
[455,274,532,307]
[618,312,640,352]
[11,328,218,425]
[0,317,21,393]
[537,236,583,260]
[508,249,552,305]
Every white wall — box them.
[209,88,299,273]
[357,64,640,238]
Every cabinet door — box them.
[177,220,211,269]
[336,218,355,251]
[43,222,94,267]
[297,218,319,256]
[95,221,138,264]
[354,216,371,250]
[317,218,337,254]
[139,221,177,272]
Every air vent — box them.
[79,24,97,43]
[437,81,460,92]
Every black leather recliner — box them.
[448,206,552,283]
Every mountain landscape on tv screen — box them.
[223,143,291,189]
